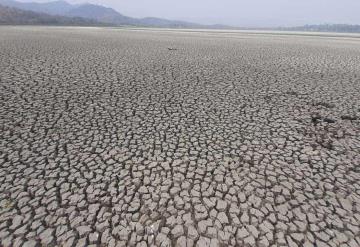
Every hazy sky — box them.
[20,0,360,27]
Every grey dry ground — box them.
[0,27,360,247]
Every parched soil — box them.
[0,27,359,247]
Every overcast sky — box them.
[19,0,360,27]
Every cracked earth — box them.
[0,27,360,247]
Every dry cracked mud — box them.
[0,27,360,247]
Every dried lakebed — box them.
[0,27,360,247]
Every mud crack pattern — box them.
[0,27,360,247]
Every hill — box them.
[0,0,73,15]
[0,0,212,28]
[0,4,104,25]
[5,0,357,32]
[65,3,138,25]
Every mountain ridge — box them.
[0,0,74,15]
[0,0,218,28]
[1,0,360,33]
[0,3,105,25]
